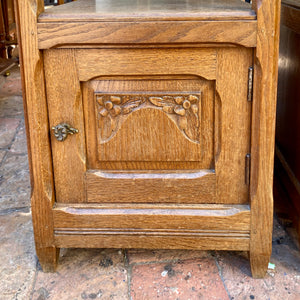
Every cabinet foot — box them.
[250,253,270,278]
[36,246,60,272]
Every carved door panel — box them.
[45,47,252,204]
[83,77,215,203]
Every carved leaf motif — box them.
[162,106,174,114]
[184,109,200,142]
[149,97,165,107]
[191,104,199,127]
[122,100,143,114]
[110,117,117,133]
[191,104,198,115]
[178,116,188,130]
[149,96,175,107]
[162,96,176,103]
[98,114,116,142]
[112,105,121,116]
[95,92,201,144]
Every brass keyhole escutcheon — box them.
[51,123,79,142]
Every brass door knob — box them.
[51,123,78,142]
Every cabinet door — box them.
[44,47,252,204]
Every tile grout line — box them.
[29,258,40,300]
[0,74,8,91]
[0,150,9,168]
[124,250,133,300]
[213,252,232,300]
[6,116,24,150]
[128,255,209,267]
[0,206,30,216]
[0,117,21,184]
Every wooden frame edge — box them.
[14,0,58,271]
[250,0,281,278]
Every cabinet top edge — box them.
[39,0,256,23]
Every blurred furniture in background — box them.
[274,0,300,246]
[0,0,17,74]
[0,0,75,75]
[0,0,16,59]
[44,0,75,6]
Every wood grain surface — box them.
[14,0,58,271]
[54,235,250,250]
[215,47,252,204]
[75,48,217,81]
[56,47,251,205]
[44,49,87,203]
[37,21,257,49]
[250,0,281,278]
[86,170,216,203]
[53,203,250,250]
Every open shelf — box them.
[39,0,256,22]
[37,0,257,49]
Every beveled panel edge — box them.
[85,169,216,203]
[75,48,217,82]
[53,203,250,228]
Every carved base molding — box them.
[52,203,250,250]
[52,204,249,243]
[54,228,250,238]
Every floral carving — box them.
[95,93,201,143]
[97,96,122,117]
[148,94,200,142]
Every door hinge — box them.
[245,153,251,185]
[247,66,253,102]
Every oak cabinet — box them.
[15,0,280,278]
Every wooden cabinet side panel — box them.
[14,0,55,246]
[250,0,281,278]
[215,47,252,204]
[44,49,87,203]
[15,0,59,271]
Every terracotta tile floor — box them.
[1,66,300,300]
